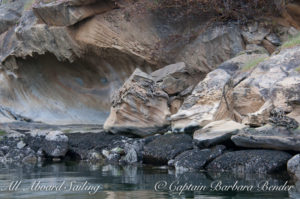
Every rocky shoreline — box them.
[0,120,299,179]
[0,0,300,194]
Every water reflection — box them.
[0,162,294,199]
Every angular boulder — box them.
[231,125,300,151]
[151,62,202,95]
[142,134,193,165]
[104,68,170,137]
[207,150,292,174]
[193,120,246,147]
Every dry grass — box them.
[281,33,300,49]
[242,57,268,71]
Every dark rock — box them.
[66,132,127,160]
[24,131,68,158]
[142,134,193,165]
[207,150,292,174]
[172,145,225,172]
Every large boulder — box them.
[231,125,300,151]
[104,68,170,137]
[170,145,225,172]
[193,120,246,148]
[207,150,292,174]
[142,134,193,165]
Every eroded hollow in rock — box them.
[0,50,155,124]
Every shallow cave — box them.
[0,50,156,125]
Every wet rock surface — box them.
[170,145,226,172]
[142,134,193,165]
[207,150,292,174]
[66,131,127,160]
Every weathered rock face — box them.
[231,125,300,151]
[0,0,299,128]
[0,0,248,125]
[0,0,31,35]
[206,150,292,174]
[176,25,244,73]
[33,0,115,26]
[193,120,246,148]
[170,52,269,132]
[142,134,193,165]
[233,46,300,125]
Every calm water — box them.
[0,162,298,199]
